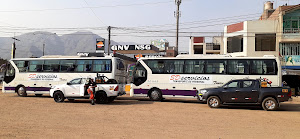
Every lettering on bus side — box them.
[169,75,213,84]
[28,74,59,81]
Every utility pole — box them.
[175,0,181,53]
[107,26,111,55]
[11,35,20,59]
[43,43,45,56]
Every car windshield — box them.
[68,78,82,84]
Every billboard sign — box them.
[96,38,105,52]
[111,45,153,51]
[283,55,300,69]
[151,39,168,51]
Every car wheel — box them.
[53,91,65,103]
[207,96,221,108]
[17,86,27,97]
[149,89,162,101]
[262,97,278,111]
[95,91,108,104]
[35,94,43,97]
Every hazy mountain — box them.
[0,31,121,60]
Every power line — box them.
[0,12,261,34]
[111,18,259,34]
[83,0,107,26]
[0,1,175,13]
[125,12,262,29]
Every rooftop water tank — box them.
[264,1,273,11]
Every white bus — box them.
[130,55,282,101]
[2,55,126,96]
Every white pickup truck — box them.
[50,76,125,104]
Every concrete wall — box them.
[223,21,247,56]
[224,20,279,57]
[246,20,279,57]
[213,36,224,54]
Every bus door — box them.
[133,62,147,86]
[3,63,16,93]
[3,63,15,84]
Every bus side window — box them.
[250,60,276,75]
[264,60,276,75]
[60,60,76,72]
[93,60,111,72]
[29,60,44,72]
[228,60,249,75]
[44,60,60,72]
[205,60,225,74]
[14,60,29,72]
[76,60,92,72]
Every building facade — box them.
[223,1,300,95]
[189,37,223,55]
[224,2,300,71]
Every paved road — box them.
[0,92,300,138]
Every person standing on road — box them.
[86,78,96,105]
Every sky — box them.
[1,0,300,52]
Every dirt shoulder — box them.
[0,92,300,138]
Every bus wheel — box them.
[53,91,65,103]
[149,89,162,101]
[17,86,27,97]
[207,96,221,108]
[95,91,108,104]
[262,97,278,111]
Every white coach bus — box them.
[2,55,126,96]
[130,55,282,101]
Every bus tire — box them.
[95,91,109,104]
[207,96,221,108]
[16,86,27,97]
[262,97,278,111]
[53,91,65,103]
[149,89,163,101]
